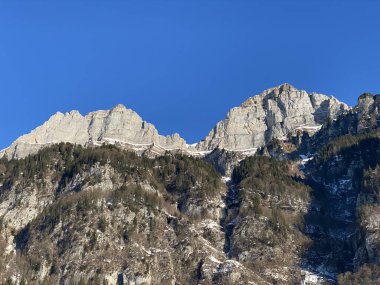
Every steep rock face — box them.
[196,83,349,152]
[298,92,380,156]
[0,104,187,159]
[356,93,380,132]
[204,148,249,177]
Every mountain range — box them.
[0,84,379,285]
[0,84,349,159]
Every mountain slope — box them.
[0,144,279,285]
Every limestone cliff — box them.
[0,104,187,159]
[1,84,350,160]
[196,83,349,152]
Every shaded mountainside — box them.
[302,130,380,284]
[297,92,380,156]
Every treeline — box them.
[154,154,221,199]
[233,156,310,204]
[231,156,310,238]
[0,143,222,217]
[361,165,380,203]
[315,129,380,165]
[309,130,380,186]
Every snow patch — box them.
[199,219,222,230]
[294,125,323,132]
[301,270,323,284]
[221,176,231,183]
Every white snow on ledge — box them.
[188,150,213,156]
[300,269,334,285]
[223,147,258,153]
[301,270,323,284]
[1,138,274,159]
[221,176,231,183]
[300,155,314,162]
[102,137,152,147]
[294,125,323,132]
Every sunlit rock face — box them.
[0,104,187,159]
[196,83,349,152]
[356,93,380,132]
[0,84,350,160]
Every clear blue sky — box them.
[1,0,379,149]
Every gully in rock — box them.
[220,177,241,257]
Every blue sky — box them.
[1,0,379,149]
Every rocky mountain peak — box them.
[0,104,187,159]
[278,82,296,92]
[261,82,297,97]
[357,92,380,110]
[196,84,350,152]
[240,83,322,108]
[0,85,352,159]
[355,92,380,132]
[111,103,127,110]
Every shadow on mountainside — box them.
[301,177,359,284]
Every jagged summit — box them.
[241,83,341,107]
[196,84,350,152]
[0,104,187,159]
[0,85,351,159]
[244,83,297,101]
[112,103,127,110]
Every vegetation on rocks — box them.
[338,264,380,285]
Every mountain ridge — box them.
[0,83,350,159]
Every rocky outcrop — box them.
[196,83,349,152]
[356,93,380,132]
[296,92,380,156]
[0,104,187,159]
